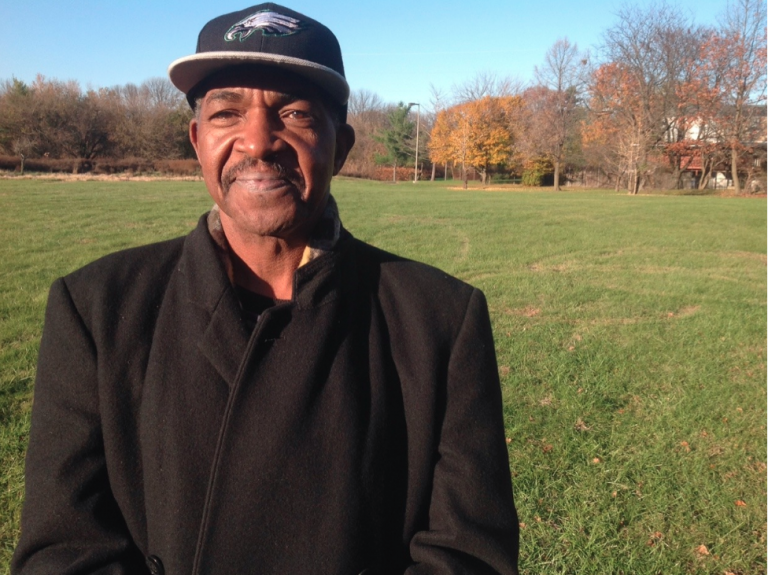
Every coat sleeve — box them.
[406,288,520,575]
[11,278,146,575]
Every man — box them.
[12,4,519,574]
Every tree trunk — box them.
[730,146,741,194]
[430,162,436,182]
[554,160,561,191]
[392,161,396,183]
[19,154,25,176]
[699,154,714,190]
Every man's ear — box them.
[332,123,356,175]
[189,118,200,159]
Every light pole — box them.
[408,102,420,183]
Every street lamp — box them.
[407,102,420,183]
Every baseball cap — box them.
[168,3,349,107]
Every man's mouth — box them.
[231,173,294,192]
[222,159,304,195]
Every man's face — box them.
[189,67,354,243]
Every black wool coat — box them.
[13,214,519,575]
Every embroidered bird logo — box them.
[225,10,303,41]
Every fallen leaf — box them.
[611,491,617,498]
[695,544,710,556]
[519,522,526,529]
[647,531,663,546]
[735,500,747,507]
[567,345,575,352]
[574,418,590,432]
[736,407,743,413]
[505,437,512,444]
[535,516,542,523]
[541,443,554,454]
[499,366,510,376]
[680,441,691,452]
[592,457,601,464]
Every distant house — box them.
[664,105,767,191]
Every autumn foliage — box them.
[429,96,522,186]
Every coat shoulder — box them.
[65,235,187,292]
[348,238,481,331]
[58,234,189,329]
[350,238,476,295]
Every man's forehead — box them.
[198,65,325,105]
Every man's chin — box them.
[220,205,316,243]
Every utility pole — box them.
[408,102,420,183]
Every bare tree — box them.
[595,2,702,193]
[452,71,522,102]
[342,89,389,178]
[426,84,450,181]
[716,0,766,193]
[524,38,588,190]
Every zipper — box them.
[190,309,273,575]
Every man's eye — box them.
[209,110,238,121]
[285,110,311,121]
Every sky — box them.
[0,0,729,108]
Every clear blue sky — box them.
[0,0,728,108]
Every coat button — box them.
[145,555,164,575]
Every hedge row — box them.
[0,155,201,176]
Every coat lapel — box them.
[177,215,251,387]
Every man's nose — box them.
[235,111,285,158]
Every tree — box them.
[105,78,191,160]
[0,78,38,170]
[344,89,389,178]
[693,0,767,193]
[374,103,415,182]
[426,84,450,181]
[452,71,520,102]
[594,3,704,193]
[429,96,522,187]
[523,38,588,190]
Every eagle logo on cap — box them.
[225,10,304,41]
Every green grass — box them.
[0,177,765,574]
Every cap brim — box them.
[168,52,349,105]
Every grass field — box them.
[0,176,765,574]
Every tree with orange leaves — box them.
[428,96,522,188]
[585,61,654,194]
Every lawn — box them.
[0,177,765,574]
